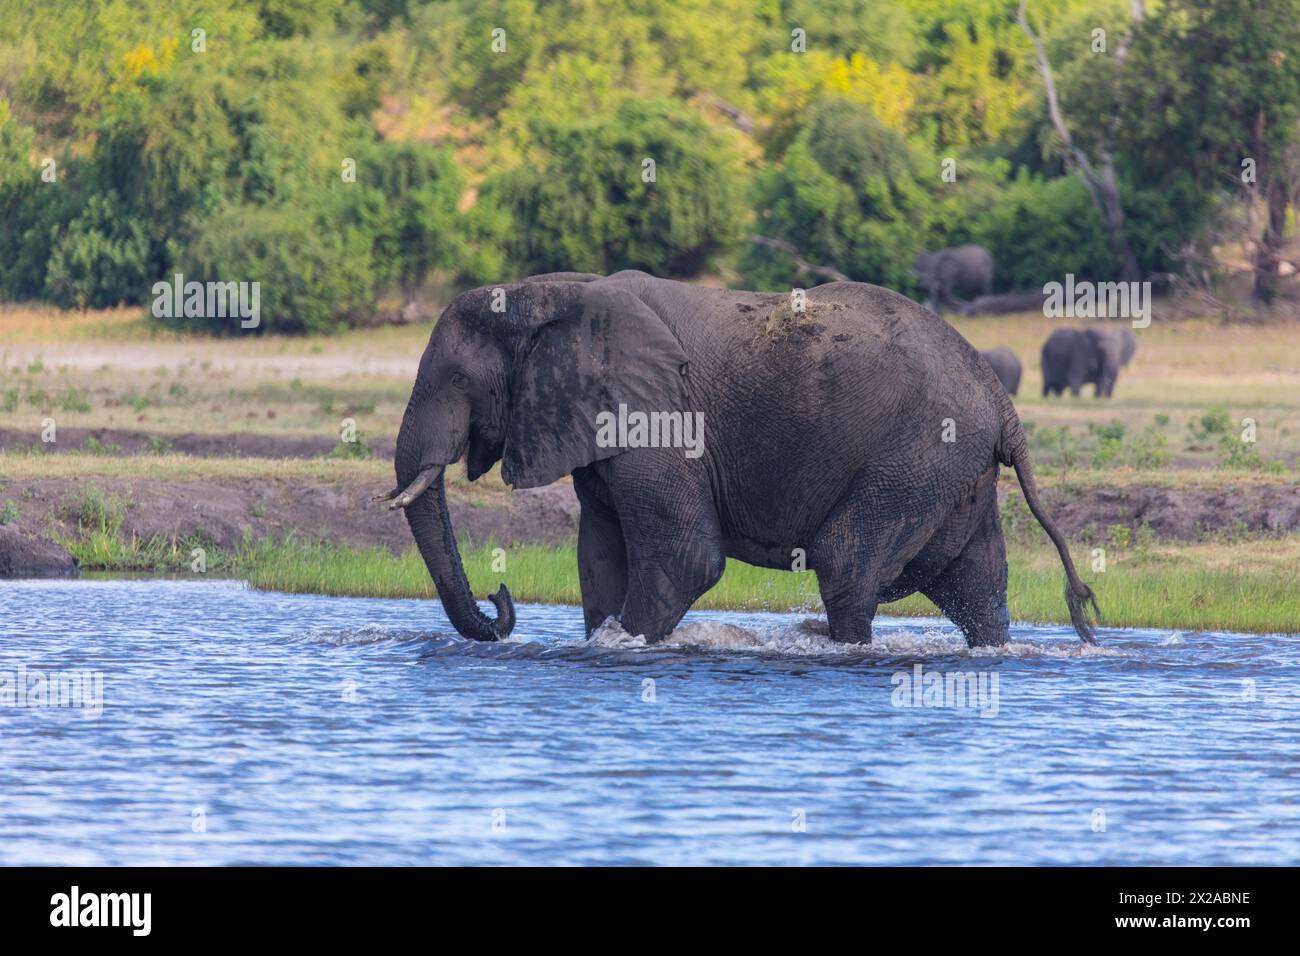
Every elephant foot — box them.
[825,606,874,645]
[960,603,1011,648]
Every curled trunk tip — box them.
[404,467,515,641]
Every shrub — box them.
[43,192,151,308]
[328,432,373,459]
[489,97,746,277]
[176,203,376,334]
[1190,405,1232,441]
[1089,420,1171,470]
[57,388,92,412]
[1218,436,1287,473]
[738,96,933,293]
[971,172,1115,292]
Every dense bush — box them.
[44,192,151,308]
[488,98,746,277]
[970,173,1115,291]
[0,0,1280,327]
[174,202,375,334]
[738,97,933,294]
[0,29,492,326]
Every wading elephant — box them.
[979,347,1021,396]
[1041,326,1137,398]
[914,245,994,310]
[379,271,1098,648]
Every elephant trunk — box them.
[404,467,514,642]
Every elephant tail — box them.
[997,411,1101,645]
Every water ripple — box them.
[1,578,1296,865]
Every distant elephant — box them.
[379,271,1098,648]
[1041,326,1137,398]
[979,347,1021,396]
[914,245,994,310]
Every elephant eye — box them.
[449,371,469,390]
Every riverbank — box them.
[4,452,1298,633]
[4,304,1298,634]
[237,535,1300,634]
[56,533,1300,634]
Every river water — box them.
[2,578,1297,865]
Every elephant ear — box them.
[1119,329,1137,365]
[1086,327,1123,371]
[501,283,691,489]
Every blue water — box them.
[1,578,1297,865]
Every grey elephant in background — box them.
[380,270,1098,649]
[1041,326,1137,398]
[914,245,994,310]
[979,347,1021,396]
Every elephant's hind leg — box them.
[819,582,878,645]
[811,483,935,645]
[921,499,1011,648]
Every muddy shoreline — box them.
[0,475,579,577]
[2,470,1297,578]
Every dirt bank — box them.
[0,427,395,459]
[1001,481,1300,541]
[0,475,579,576]
[3,471,1297,577]
[0,526,79,577]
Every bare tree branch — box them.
[1018,2,1095,181]
[749,235,850,283]
[696,93,755,135]
[1018,0,1142,281]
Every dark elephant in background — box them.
[979,347,1021,396]
[380,271,1098,648]
[1041,326,1137,398]
[914,245,994,310]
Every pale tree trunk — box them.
[1252,168,1292,304]
[1249,111,1299,305]
[1018,1,1142,282]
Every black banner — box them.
[0,867,1279,942]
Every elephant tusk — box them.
[385,465,439,510]
[372,486,400,503]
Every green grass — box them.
[255,538,1299,633]
[64,530,1300,634]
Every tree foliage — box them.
[0,0,1288,327]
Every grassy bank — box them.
[9,303,1298,635]
[4,448,1292,491]
[65,531,1300,635]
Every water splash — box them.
[589,615,1127,659]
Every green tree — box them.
[1119,0,1300,303]
[739,97,933,293]
[488,97,746,276]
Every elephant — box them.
[914,245,994,310]
[379,270,1098,648]
[1041,326,1137,398]
[979,347,1021,396]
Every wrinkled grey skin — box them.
[1041,326,1137,398]
[979,347,1021,396]
[389,271,1097,648]
[914,245,994,310]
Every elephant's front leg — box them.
[598,453,725,644]
[575,497,629,636]
[619,536,725,643]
